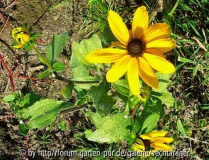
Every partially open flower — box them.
[132,131,174,153]
[86,6,176,96]
[12,27,30,48]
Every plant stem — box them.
[60,104,87,115]
[169,0,180,17]
[30,43,52,70]
[55,75,100,84]
[0,54,15,91]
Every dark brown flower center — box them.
[127,39,144,57]
[143,140,151,151]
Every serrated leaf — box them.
[52,62,65,72]
[89,81,114,117]
[141,112,159,134]
[46,32,68,65]
[177,119,186,135]
[86,112,131,143]
[22,99,73,129]
[61,83,74,100]
[113,79,130,97]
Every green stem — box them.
[169,0,180,17]
[30,43,52,70]
[55,75,100,84]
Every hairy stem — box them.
[30,44,52,70]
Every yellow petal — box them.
[12,27,29,40]
[108,10,130,45]
[140,134,153,140]
[143,23,171,43]
[146,38,176,53]
[143,53,175,73]
[147,131,167,138]
[138,57,158,89]
[145,48,165,58]
[106,55,131,82]
[21,34,30,44]
[12,43,24,49]
[86,49,127,63]
[132,139,145,151]
[152,137,174,144]
[127,58,140,95]
[109,41,126,48]
[151,142,173,151]
[132,6,148,39]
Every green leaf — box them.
[141,112,159,134]
[113,79,130,97]
[2,95,16,102]
[38,70,50,79]
[85,111,103,128]
[70,34,102,68]
[146,96,164,119]
[19,124,29,136]
[69,34,102,89]
[58,120,67,131]
[22,99,73,129]
[21,93,41,108]
[11,41,19,47]
[177,119,186,135]
[52,62,65,72]
[30,33,40,40]
[152,72,175,107]
[61,83,74,100]
[72,65,98,89]
[24,43,31,52]
[86,112,131,143]
[180,4,194,13]
[89,81,114,117]
[46,32,68,65]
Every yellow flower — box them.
[132,131,174,153]
[86,6,176,96]
[12,27,30,48]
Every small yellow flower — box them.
[132,131,174,153]
[12,27,30,48]
[86,6,176,96]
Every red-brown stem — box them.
[0,12,13,30]
[3,0,17,11]
[0,54,15,91]
[17,74,52,83]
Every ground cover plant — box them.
[0,0,208,159]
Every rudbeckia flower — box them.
[132,131,174,153]
[86,6,176,96]
[12,27,30,48]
